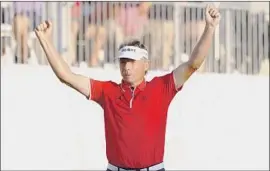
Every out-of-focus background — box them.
[1,1,269,170]
[1,1,269,74]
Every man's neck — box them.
[130,78,145,88]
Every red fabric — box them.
[89,72,183,168]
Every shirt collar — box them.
[120,79,146,92]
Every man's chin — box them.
[123,77,133,83]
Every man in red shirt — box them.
[35,4,220,171]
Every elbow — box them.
[56,70,72,84]
[56,74,66,84]
[58,76,66,83]
[187,60,200,72]
[187,53,207,70]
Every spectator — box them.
[70,2,107,67]
[115,2,151,39]
[70,2,151,66]
[103,2,151,63]
[69,1,80,66]
[144,3,175,70]
[12,2,44,64]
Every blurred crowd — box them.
[69,1,176,69]
[1,2,269,75]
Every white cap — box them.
[118,46,148,60]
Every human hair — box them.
[118,39,149,75]
[118,39,148,51]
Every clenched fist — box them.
[35,20,53,41]
[205,4,221,28]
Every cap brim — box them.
[118,55,141,60]
[118,51,143,60]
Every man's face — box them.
[119,58,148,84]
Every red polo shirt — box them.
[88,72,183,168]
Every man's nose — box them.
[124,61,132,70]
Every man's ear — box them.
[144,60,149,72]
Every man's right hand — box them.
[35,20,53,42]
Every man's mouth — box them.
[123,72,131,76]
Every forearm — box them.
[188,25,216,69]
[38,36,72,81]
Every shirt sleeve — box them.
[88,78,106,107]
[154,72,183,105]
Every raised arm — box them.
[173,4,221,89]
[35,21,90,98]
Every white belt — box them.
[107,162,164,171]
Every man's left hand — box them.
[205,4,221,28]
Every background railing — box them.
[1,2,269,75]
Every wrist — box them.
[41,35,52,44]
[204,24,216,34]
[205,24,216,31]
[36,32,52,42]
